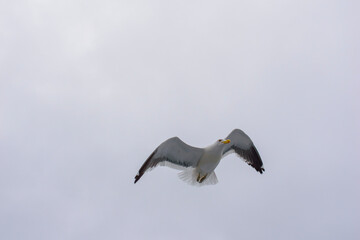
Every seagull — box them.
[134,129,264,186]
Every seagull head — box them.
[217,139,231,145]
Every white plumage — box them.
[134,129,264,186]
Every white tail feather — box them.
[178,168,218,186]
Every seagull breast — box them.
[197,143,225,173]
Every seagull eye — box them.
[218,139,222,142]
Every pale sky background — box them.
[1,0,359,239]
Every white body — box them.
[197,143,225,174]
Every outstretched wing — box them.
[134,137,204,183]
[222,129,264,174]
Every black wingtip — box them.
[134,148,158,184]
[134,174,140,184]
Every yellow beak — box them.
[221,139,231,144]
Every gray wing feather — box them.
[222,129,264,174]
[134,137,204,183]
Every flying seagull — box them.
[134,129,264,186]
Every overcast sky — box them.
[1,0,359,239]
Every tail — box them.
[178,168,218,186]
